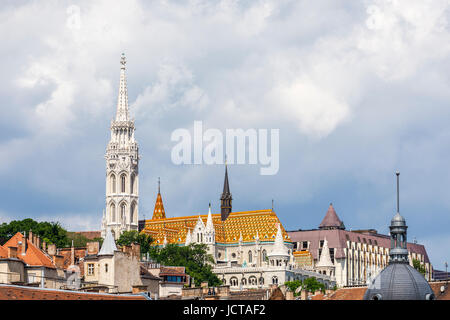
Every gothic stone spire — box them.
[116,53,130,122]
[220,163,232,221]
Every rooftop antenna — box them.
[396,171,400,213]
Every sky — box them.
[0,0,449,271]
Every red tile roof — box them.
[319,204,344,229]
[0,245,7,259]
[72,231,101,240]
[311,287,367,300]
[429,281,450,300]
[0,284,147,300]
[3,233,56,269]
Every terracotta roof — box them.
[429,281,450,300]
[319,204,344,229]
[0,245,7,258]
[142,209,291,245]
[72,231,101,240]
[288,228,430,263]
[0,284,147,300]
[152,192,166,220]
[312,287,367,300]
[3,233,55,269]
[160,266,186,276]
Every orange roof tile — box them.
[3,232,55,269]
[0,245,7,258]
[141,209,291,245]
[152,192,166,220]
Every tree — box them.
[117,230,153,255]
[149,243,222,287]
[0,219,69,248]
[284,280,302,297]
[302,277,326,294]
[412,258,426,277]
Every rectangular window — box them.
[88,264,94,275]
[302,241,308,250]
[319,240,324,248]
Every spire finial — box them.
[120,52,126,69]
[158,177,160,194]
[396,171,400,213]
[272,199,274,211]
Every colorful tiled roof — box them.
[152,192,166,220]
[0,245,7,258]
[142,209,291,245]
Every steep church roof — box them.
[98,228,118,256]
[152,178,166,220]
[316,237,334,267]
[319,203,345,230]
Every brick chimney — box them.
[42,241,47,252]
[86,242,99,255]
[47,244,56,256]
[36,236,40,249]
[7,246,17,259]
[53,255,64,269]
[28,230,33,243]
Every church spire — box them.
[220,162,232,221]
[152,178,166,220]
[115,53,130,122]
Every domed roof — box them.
[363,263,435,300]
[391,212,406,226]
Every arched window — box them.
[130,174,135,194]
[110,203,116,222]
[121,174,126,193]
[230,277,238,287]
[111,175,116,193]
[249,276,257,286]
[121,203,126,223]
[248,250,252,263]
[259,277,264,285]
[130,203,136,223]
[262,249,267,261]
[272,276,278,285]
[241,278,247,285]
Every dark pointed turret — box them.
[220,163,232,221]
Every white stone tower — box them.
[102,53,139,240]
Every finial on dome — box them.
[120,53,126,68]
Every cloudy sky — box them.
[1,0,449,270]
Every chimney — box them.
[28,230,33,243]
[42,241,47,252]
[87,242,100,255]
[7,247,18,259]
[36,236,40,249]
[71,240,75,266]
[47,244,56,256]
[53,255,64,269]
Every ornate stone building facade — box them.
[141,167,336,290]
[102,54,139,240]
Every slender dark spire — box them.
[158,177,161,194]
[220,163,232,221]
[396,171,400,213]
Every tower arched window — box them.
[248,250,252,263]
[272,276,278,285]
[111,175,116,193]
[262,249,267,261]
[130,174,135,194]
[121,174,126,193]
[110,203,116,222]
[121,203,126,223]
[130,203,136,223]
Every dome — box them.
[391,212,406,226]
[363,263,435,300]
